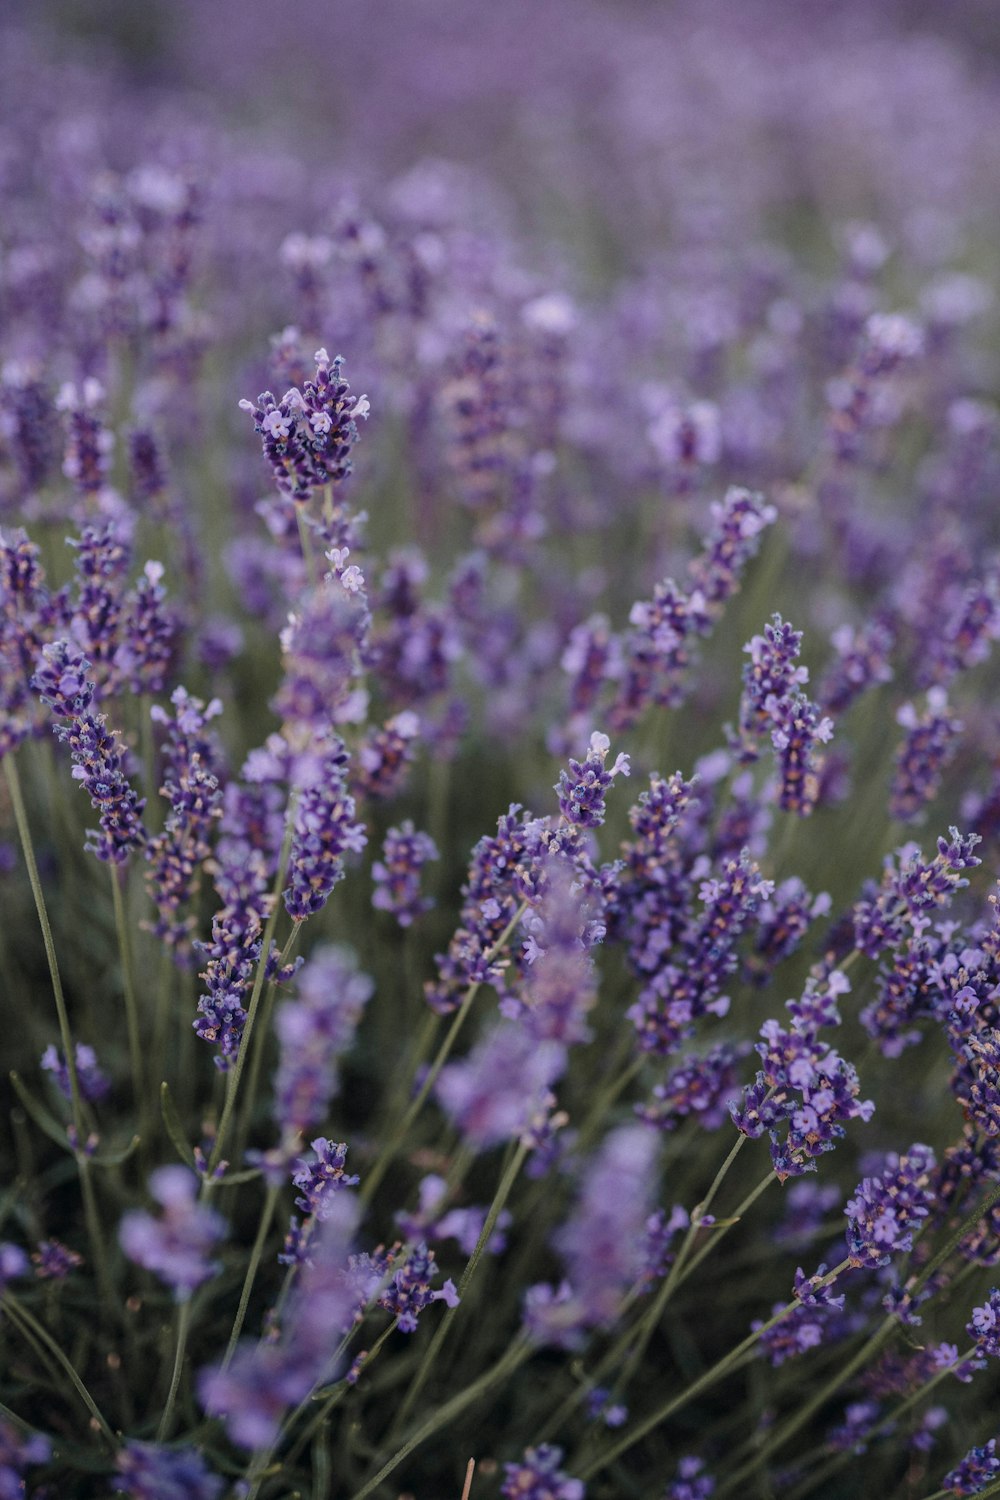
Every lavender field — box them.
[3,2,1000,1496]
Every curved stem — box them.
[360,901,529,1208]
[390,1140,529,1437]
[222,1184,280,1371]
[576,1258,851,1483]
[156,1297,193,1441]
[347,1336,532,1500]
[4,754,115,1319]
[3,1293,116,1447]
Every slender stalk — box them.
[156,1298,193,1441]
[296,507,318,590]
[284,1318,401,1466]
[111,867,144,1104]
[360,901,529,1207]
[3,1293,116,1447]
[4,754,114,1317]
[390,1141,529,1437]
[346,1336,532,1500]
[576,1259,851,1482]
[222,1184,280,1370]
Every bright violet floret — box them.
[943,1437,1000,1495]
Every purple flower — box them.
[505,853,601,1045]
[113,1442,223,1500]
[200,1195,358,1450]
[943,1438,1000,1495]
[283,737,367,922]
[355,710,421,800]
[968,1289,1000,1360]
[738,614,809,744]
[290,1139,359,1225]
[818,616,895,714]
[845,1144,936,1269]
[0,1243,29,1291]
[639,1041,750,1133]
[769,691,834,815]
[664,1456,715,1500]
[239,345,370,504]
[271,946,373,1142]
[32,1239,82,1280]
[436,1021,566,1151]
[628,851,774,1056]
[377,1242,459,1333]
[33,639,146,864]
[530,1126,658,1342]
[555,731,629,828]
[113,560,178,696]
[274,580,370,731]
[0,1419,50,1496]
[372,821,438,927]
[890,688,962,824]
[144,689,224,959]
[854,829,981,958]
[57,377,114,504]
[500,1444,584,1500]
[41,1042,110,1103]
[119,1167,225,1300]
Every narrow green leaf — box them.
[9,1072,72,1153]
[160,1081,196,1167]
[90,1134,141,1168]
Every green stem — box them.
[296,507,318,590]
[222,1184,280,1370]
[285,1317,401,1467]
[156,1297,193,1441]
[360,901,529,1208]
[784,1344,977,1500]
[347,1336,532,1500]
[3,1293,116,1447]
[111,867,144,1105]
[576,1258,851,1483]
[4,754,114,1319]
[391,1141,529,1436]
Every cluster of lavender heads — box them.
[4,3,1000,1498]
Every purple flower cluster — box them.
[239,346,370,505]
[144,689,224,958]
[372,820,438,927]
[890,688,963,824]
[113,1441,223,1500]
[943,1438,1000,1496]
[33,638,146,862]
[119,1167,225,1301]
[500,1445,584,1500]
[844,1144,937,1269]
[41,1041,110,1103]
[283,737,367,921]
[732,965,873,1180]
[271,946,373,1142]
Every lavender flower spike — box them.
[33,638,146,864]
[501,1445,584,1500]
[119,1167,225,1301]
[555,730,630,828]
